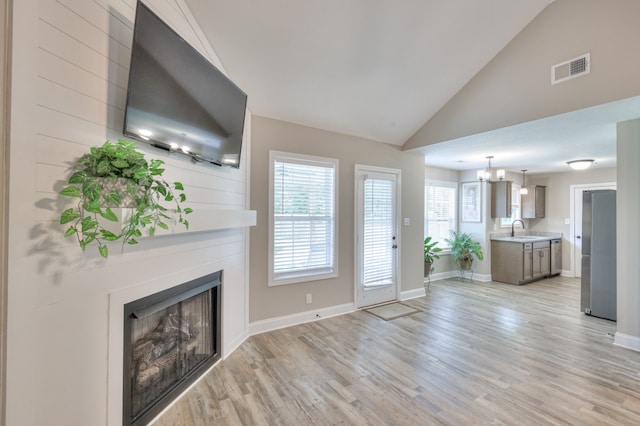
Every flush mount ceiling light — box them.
[477,156,505,183]
[520,170,529,195]
[567,159,595,170]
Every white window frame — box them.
[500,182,522,227]
[268,151,339,286]
[424,179,458,252]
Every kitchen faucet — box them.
[511,219,525,237]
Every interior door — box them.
[571,183,616,278]
[355,166,400,308]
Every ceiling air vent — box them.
[551,53,590,85]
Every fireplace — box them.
[123,271,222,426]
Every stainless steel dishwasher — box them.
[550,239,562,275]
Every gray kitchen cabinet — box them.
[523,248,533,281]
[491,181,512,218]
[522,185,546,218]
[532,241,550,279]
[491,239,551,285]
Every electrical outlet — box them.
[306,293,312,304]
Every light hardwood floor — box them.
[154,276,640,425]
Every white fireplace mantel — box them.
[105,208,256,235]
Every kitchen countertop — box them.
[490,232,562,243]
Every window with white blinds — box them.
[424,180,457,250]
[363,177,395,287]
[269,151,338,286]
[500,183,522,227]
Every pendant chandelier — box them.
[477,156,505,183]
[520,170,529,195]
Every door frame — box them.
[0,0,10,422]
[354,164,401,308]
[569,182,616,277]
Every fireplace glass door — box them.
[123,272,221,426]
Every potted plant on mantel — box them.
[444,230,484,270]
[58,140,193,258]
[424,236,442,278]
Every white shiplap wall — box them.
[7,0,250,425]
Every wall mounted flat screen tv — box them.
[123,1,247,168]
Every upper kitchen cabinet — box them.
[522,185,546,218]
[491,181,512,218]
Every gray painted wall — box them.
[616,121,640,347]
[250,116,425,322]
[405,0,640,149]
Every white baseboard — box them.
[401,287,427,300]
[249,303,356,335]
[423,270,492,283]
[614,332,640,352]
[223,330,249,359]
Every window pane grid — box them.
[501,183,522,226]
[363,178,393,286]
[424,181,457,249]
[271,154,337,283]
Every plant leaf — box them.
[133,169,148,180]
[184,207,193,215]
[59,186,82,198]
[81,217,98,232]
[98,245,109,258]
[157,221,169,230]
[126,180,140,197]
[96,159,111,175]
[103,190,122,205]
[150,159,164,169]
[100,207,119,222]
[100,229,120,241]
[148,227,155,237]
[140,215,153,225]
[155,184,167,197]
[68,171,87,184]
[111,159,129,169]
[164,194,174,202]
[174,182,184,190]
[83,199,102,214]
[183,220,189,230]
[179,193,186,203]
[127,238,138,245]
[64,226,78,237]
[83,178,101,201]
[60,208,81,224]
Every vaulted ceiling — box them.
[185,0,631,173]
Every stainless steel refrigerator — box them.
[580,190,616,321]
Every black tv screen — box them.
[123,1,247,168]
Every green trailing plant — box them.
[59,140,193,258]
[424,236,443,264]
[444,230,484,267]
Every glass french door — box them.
[355,166,400,308]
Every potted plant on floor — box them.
[424,236,442,278]
[444,230,484,270]
[58,139,192,258]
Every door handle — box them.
[576,235,581,239]
[392,244,398,249]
